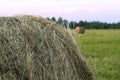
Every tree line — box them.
[46,17,120,29]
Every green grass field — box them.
[73,29,120,80]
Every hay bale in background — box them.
[75,26,85,34]
[0,15,93,80]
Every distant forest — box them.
[47,17,120,29]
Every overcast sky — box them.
[0,0,120,23]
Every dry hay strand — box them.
[0,15,93,80]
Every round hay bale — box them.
[80,27,85,34]
[75,27,80,34]
[0,15,93,80]
[75,27,85,34]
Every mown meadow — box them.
[73,29,120,80]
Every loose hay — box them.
[0,15,93,80]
